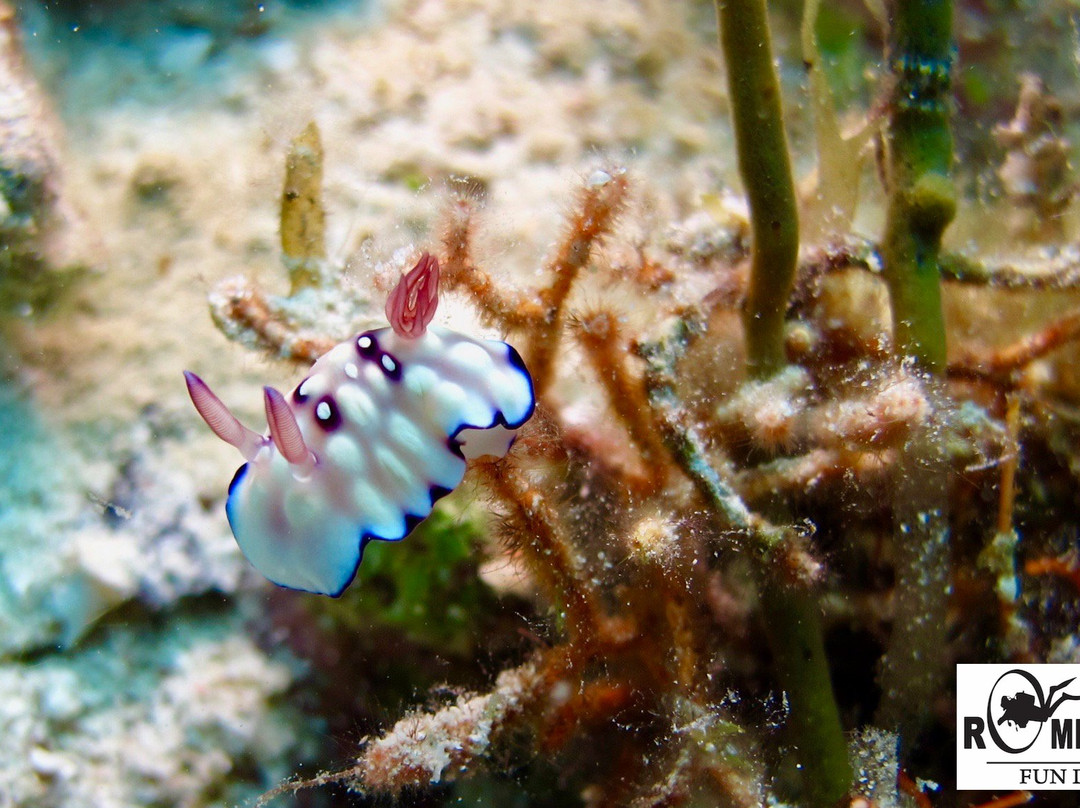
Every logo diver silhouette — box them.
[990,670,1080,753]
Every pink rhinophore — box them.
[385,252,440,338]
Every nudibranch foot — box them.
[187,253,535,596]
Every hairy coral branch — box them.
[996,394,1022,538]
[1025,556,1080,594]
[735,448,893,504]
[528,170,630,397]
[255,662,543,802]
[711,366,810,454]
[208,277,335,363]
[949,306,1080,387]
[357,663,541,790]
[978,394,1025,652]
[712,369,934,460]
[537,678,639,753]
[572,309,672,479]
[478,458,606,646]
[796,235,1080,297]
[626,515,708,698]
[810,370,930,450]
[440,193,543,331]
[940,250,1080,291]
[558,419,659,496]
[637,699,759,808]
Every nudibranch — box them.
[184,253,534,596]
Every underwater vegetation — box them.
[183,0,1080,801]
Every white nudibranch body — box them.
[185,254,534,596]
[230,325,532,595]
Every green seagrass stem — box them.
[717,0,799,379]
[880,0,955,371]
[716,2,851,804]
[761,575,851,807]
[876,0,955,747]
[755,569,851,807]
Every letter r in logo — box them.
[965,716,986,749]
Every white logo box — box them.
[957,663,1080,791]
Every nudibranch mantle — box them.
[186,254,534,596]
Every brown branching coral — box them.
[571,307,673,482]
[254,662,543,802]
[479,458,608,648]
[995,73,1075,242]
[950,306,1080,389]
[439,189,544,332]
[527,169,630,397]
[208,277,335,363]
[358,661,544,792]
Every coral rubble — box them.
[0,611,315,808]
[0,1,85,314]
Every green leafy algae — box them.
[314,508,500,653]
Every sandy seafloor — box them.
[0,1,743,804]
[1,0,1077,805]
